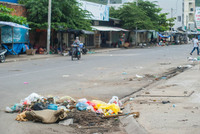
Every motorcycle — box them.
[71,44,81,61]
[0,49,7,63]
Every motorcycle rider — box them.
[71,37,81,54]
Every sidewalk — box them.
[5,48,121,63]
[121,64,200,134]
[5,54,60,62]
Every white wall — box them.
[147,0,183,30]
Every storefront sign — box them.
[77,0,109,21]
[195,7,200,31]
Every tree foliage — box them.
[19,0,92,30]
[196,0,200,7]
[110,0,175,32]
[0,4,27,24]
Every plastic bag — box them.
[11,103,23,112]
[76,102,89,111]
[57,106,69,112]
[78,98,87,103]
[32,103,46,110]
[95,103,120,115]
[56,96,76,104]
[5,107,13,113]
[108,96,122,107]
[47,104,58,110]
[24,93,42,103]
[91,100,107,105]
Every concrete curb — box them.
[88,48,121,54]
[5,48,121,63]
[119,103,148,134]
[5,55,61,63]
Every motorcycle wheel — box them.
[0,55,5,63]
[77,52,80,60]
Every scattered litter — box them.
[62,75,70,78]
[162,101,170,104]
[160,63,171,65]
[6,92,134,133]
[185,65,193,68]
[129,98,134,101]
[178,119,188,122]
[24,82,29,84]
[122,72,127,75]
[136,74,143,78]
[188,57,198,61]
[173,104,176,108]
[5,107,13,113]
[145,92,150,94]
[88,51,95,54]
[93,83,98,86]
[59,118,73,126]
[161,76,167,79]
[62,53,69,56]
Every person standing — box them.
[190,37,199,55]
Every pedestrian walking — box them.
[190,37,199,55]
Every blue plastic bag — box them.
[76,102,89,111]
[47,104,58,110]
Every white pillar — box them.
[47,0,52,54]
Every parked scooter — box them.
[80,43,88,54]
[0,49,7,63]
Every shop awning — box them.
[91,26,129,32]
[157,32,170,38]
[81,30,94,34]
[0,21,30,29]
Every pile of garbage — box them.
[5,93,131,126]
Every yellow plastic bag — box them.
[95,103,120,115]
[91,100,107,105]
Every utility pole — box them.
[47,0,52,54]
[135,0,138,46]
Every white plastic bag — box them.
[108,96,122,107]
[24,93,42,102]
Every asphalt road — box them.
[0,44,195,134]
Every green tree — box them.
[110,2,154,30]
[110,0,175,32]
[0,4,27,24]
[19,0,92,30]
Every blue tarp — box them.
[0,0,18,3]
[1,26,29,43]
[2,43,29,55]
[157,32,170,38]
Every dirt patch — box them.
[161,66,189,79]
[157,84,178,89]
[67,110,121,134]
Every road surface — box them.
[0,44,194,134]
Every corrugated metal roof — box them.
[0,21,30,29]
[91,26,129,32]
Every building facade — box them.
[184,0,195,31]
